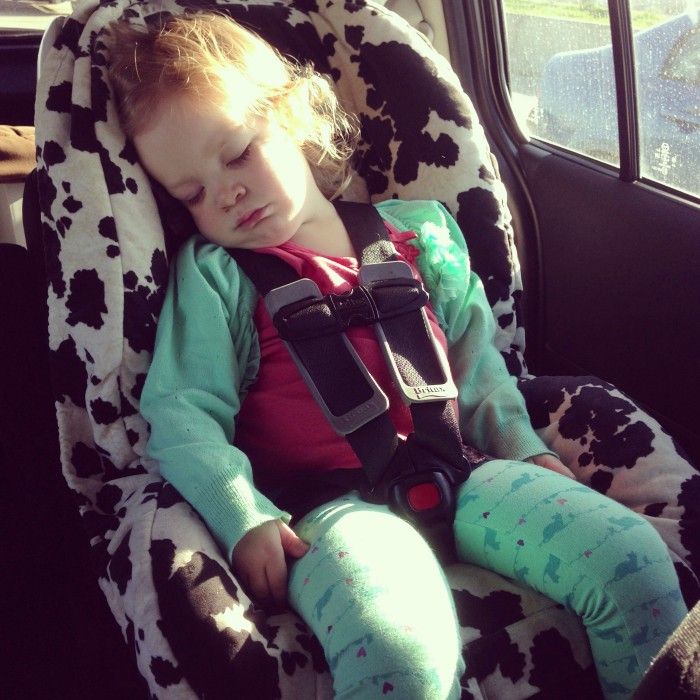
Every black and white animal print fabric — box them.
[34,0,698,696]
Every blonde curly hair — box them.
[106,12,358,198]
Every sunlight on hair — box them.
[107,10,358,198]
[217,69,263,124]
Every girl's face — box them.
[133,92,335,250]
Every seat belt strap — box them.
[229,201,474,561]
[338,202,464,476]
[338,203,471,562]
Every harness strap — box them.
[335,202,465,487]
[338,203,470,561]
[229,201,474,561]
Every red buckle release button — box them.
[407,482,442,512]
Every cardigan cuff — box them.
[193,469,291,562]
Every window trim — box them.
[447,0,549,358]
[609,0,640,182]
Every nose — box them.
[218,180,246,211]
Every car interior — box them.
[2,0,699,698]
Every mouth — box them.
[237,205,268,230]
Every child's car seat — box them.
[31,0,699,696]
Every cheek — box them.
[190,208,208,232]
[190,207,222,243]
[278,153,314,207]
[259,139,309,192]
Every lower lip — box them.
[238,205,268,230]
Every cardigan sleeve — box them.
[139,237,290,561]
[376,199,553,461]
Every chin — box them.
[257,223,294,247]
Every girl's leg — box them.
[289,493,464,699]
[453,460,688,698]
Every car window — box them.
[0,0,75,33]
[503,0,699,198]
[503,0,620,166]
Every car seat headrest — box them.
[33,0,526,483]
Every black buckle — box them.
[365,436,469,504]
[269,263,428,342]
[363,436,471,563]
[273,285,379,341]
[388,469,456,529]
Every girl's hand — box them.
[527,453,576,479]
[232,519,309,608]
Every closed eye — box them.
[226,145,251,168]
[185,188,205,207]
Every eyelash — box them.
[227,145,251,168]
[186,189,204,207]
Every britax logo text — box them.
[411,385,450,399]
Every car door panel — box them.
[520,143,700,460]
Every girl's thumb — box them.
[278,521,310,558]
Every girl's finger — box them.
[265,553,289,607]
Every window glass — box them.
[632,1,699,196]
[503,0,620,166]
[0,1,75,33]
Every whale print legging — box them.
[288,460,688,699]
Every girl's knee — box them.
[454,463,680,613]
[289,496,464,699]
[620,511,670,555]
[564,509,683,622]
[596,509,675,580]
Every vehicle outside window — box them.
[504,0,699,198]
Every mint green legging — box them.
[288,460,688,699]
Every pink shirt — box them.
[234,223,448,479]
